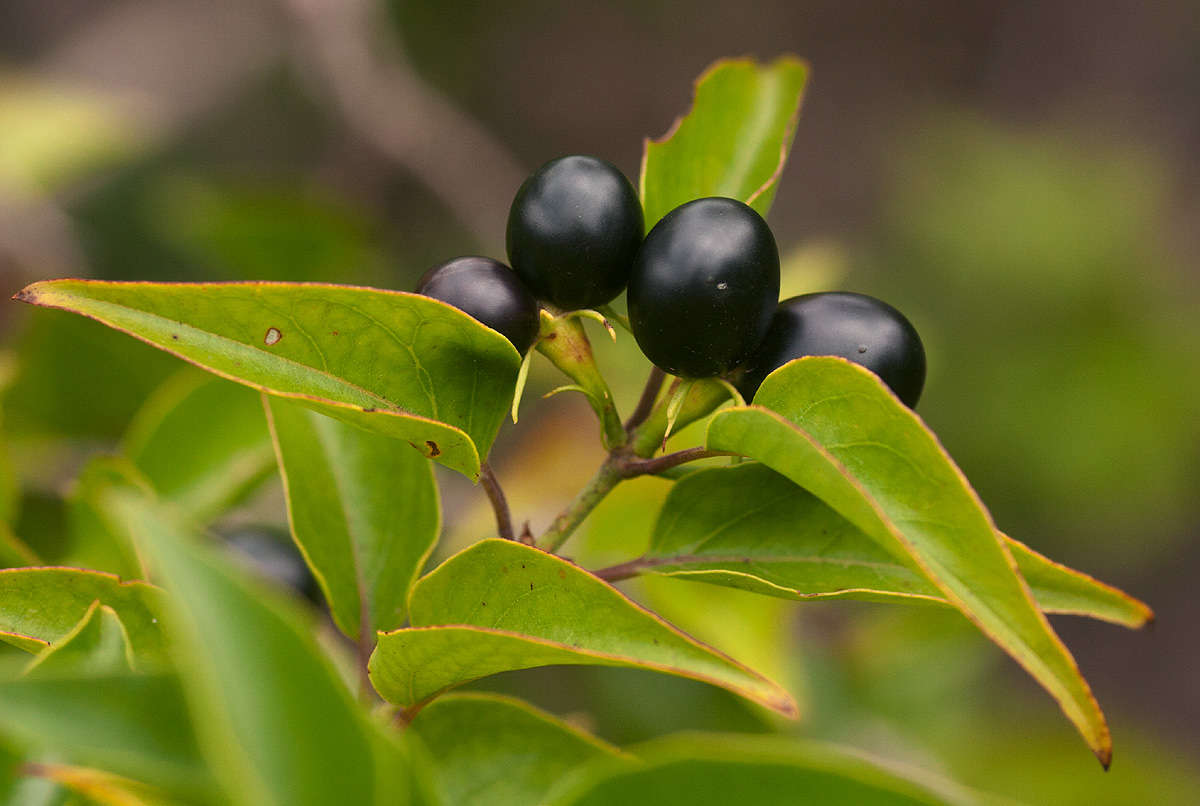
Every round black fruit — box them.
[416,256,540,353]
[628,197,779,378]
[737,292,926,407]
[506,155,643,310]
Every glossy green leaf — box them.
[63,457,153,580]
[370,539,796,716]
[0,672,213,798]
[14,280,524,479]
[24,601,135,677]
[123,371,274,523]
[640,56,809,231]
[0,567,165,665]
[643,463,1152,628]
[104,492,413,806]
[265,396,440,639]
[409,693,620,806]
[706,356,1111,765]
[547,734,979,806]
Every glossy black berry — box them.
[416,256,540,353]
[737,292,926,406]
[628,197,780,378]
[506,155,643,310]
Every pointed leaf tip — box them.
[707,357,1113,762]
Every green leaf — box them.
[4,314,177,441]
[0,414,17,528]
[640,56,809,231]
[0,737,17,803]
[265,396,440,639]
[0,673,213,798]
[370,539,796,716]
[0,567,165,665]
[706,356,1112,765]
[14,280,524,479]
[0,522,40,568]
[123,371,274,523]
[547,734,980,806]
[104,492,413,806]
[643,463,1152,628]
[19,764,185,806]
[63,457,153,580]
[24,601,136,677]
[408,693,620,806]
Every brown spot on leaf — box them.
[557,569,566,579]
[363,407,377,413]
[425,440,441,457]
[481,601,487,607]
[171,333,179,340]
[331,330,340,336]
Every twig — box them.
[619,448,738,478]
[591,555,668,583]
[479,462,516,541]
[538,448,740,553]
[537,459,623,553]
[624,366,665,432]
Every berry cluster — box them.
[417,154,926,407]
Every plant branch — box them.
[537,446,740,554]
[537,458,623,553]
[591,555,670,582]
[620,448,739,478]
[479,461,516,541]
[624,366,665,432]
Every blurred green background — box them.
[1,0,1197,802]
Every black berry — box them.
[416,256,540,353]
[628,197,779,378]
[506,155,643,310]
[738,292,926,406]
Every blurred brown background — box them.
[2,0,1197,801]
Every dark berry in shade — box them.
[416,256,540,353]
[628,197,780,378]
[506,155,643,310]
[737,292,926,407]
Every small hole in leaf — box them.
[264,327,282,346]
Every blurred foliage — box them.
[0,78,139,197]
[150,177,387,284]
[3,315,177,441]
[864,116,1200,570]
